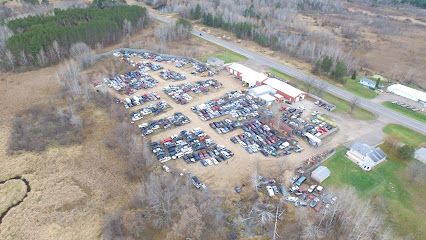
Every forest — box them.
[1,5,148,69]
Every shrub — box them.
[8,105,83,153]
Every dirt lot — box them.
[108,55,386,193]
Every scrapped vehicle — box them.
[162,165,171,173]
[309,198,320,208]
[266,186,275,197]
[286,196,298,202]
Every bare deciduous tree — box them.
[349,96,359,114]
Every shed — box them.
[415,148,426,164]
[360,77,380,89]
[207,57,224,67]
[225,63,267,87]
[262,78,306,102]
[311,166,330,183]
[387,84,426,103]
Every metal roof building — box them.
[262,78,306,102]
[311,166,330,183]
[225,63,267,87]
[387,84,426,103]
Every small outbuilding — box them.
[248,85,276,98]
[207,57,224,67]
[415,148,426,164]
[346,142,387,171]
[311,166,330,183]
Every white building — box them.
[346,143,387,171]
[387,84,426,103]
[415,148,426,164]
[311,166,330,183]
[225,63,267,87]
[262,78,306,102]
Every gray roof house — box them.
[360,77,383,89]
[311,166,330,183]
[346,142,387,171]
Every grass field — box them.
[270,68,376,121]
[323,127,426,239]
[383,124,426,146]
[383,101,426,124]
[343,78,378,99]
[199,49,247,63]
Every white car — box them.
[162,165,171,173]
[286,196,298,202]
[308,185,317,193]
[266,186,275,197]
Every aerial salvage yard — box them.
[100,49,385,210]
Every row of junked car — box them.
[114,50,211,75]
[391,101,422,112]
[314,100,336,112]
[285,174,337,211]
[139,112,191,136]
[281,106,337,147]
[163,79,223,105]
[160,69,186,81]
[130,101,170,122]
[191,91,266,121]
[123,92,161,109]
[209,118,241,134]
[151,128,234,165]
[230,119,302,157]
[105,69,158,95]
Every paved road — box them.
[150,13,426,135]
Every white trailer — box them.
[304,132,322,147]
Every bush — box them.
[398,145,415,160]
[8,105,83,153]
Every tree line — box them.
[1,5,148,70]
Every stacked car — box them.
[150,128,234,165]
[123,92,161,108]
[230,119,301,157]
[105,69,158,94]
[209,119,241,134]
[160,70,186,81]
[163,79,223,105]
[130,101,170,121]
[192,91,266,121]
[139,112,190,136]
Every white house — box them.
[346,143,387,171]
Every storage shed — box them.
[311,166,330,183]
[387,84,426,103]
[262,78,306,102]
[225,63,267,87]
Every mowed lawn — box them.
[383,101,426,124]
[323,125,426,239]
[199,49,247,63]
[343,77,378,99]
[270,68,376,121]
